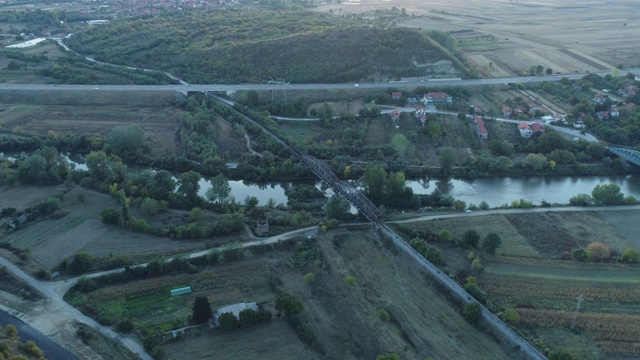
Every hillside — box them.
[66,9,466,84]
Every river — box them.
[3,152,640,207]
[197,175,640,208]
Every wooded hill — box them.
[66,9,467,83]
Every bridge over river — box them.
[210,96,547,360]
[608,147,640,167]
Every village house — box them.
[391,109,401,121]
[472,104,484,115]
[531,123,545,134]
[574,120,585,129]
[595,111,610,121]
[423,92,452,105]
[415,107,427,126]
[518,122,533,138]
[391,92,402,100]
[593,93,606,104]
[528,105,541,115]
[610,107,620,117]
[474,116,488,140]
[513,105,526,117]
[618,84,638,97]
[502,106,512,117]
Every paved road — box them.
[0,309,79,360]
[0,68,637,93]
[0,256,152,360]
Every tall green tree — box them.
[176,171,201,205]
[591,183,624,205]
[361,164,387,204]
[390,133,415,160]
[151,170,176,200]
[108,124,147,159]
[481,233,502,255]
[325,195,351,220]
[206,174,231,204]
[439,147,456,178]
[192,296,213,324]
[275,293,303,317]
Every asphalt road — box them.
[0,256,152,360]
[0,309,79,360]
[0,68,637,93]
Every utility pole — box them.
[268,79,289,104]
[570,294,583,329]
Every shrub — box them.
[621,248,640,263]
[504,307,520,324]
[438,229,452,242]
[463,229,480,248]
[218,312,239,331]
[463,302,482,323]
[116,319,134,333]
[378,309,390,321]
[100,208,120,225]
[571,248,589,262]
[344,275,356,286]
[471,259,483,271]
[586,242,610,261]
[303,272,316,284]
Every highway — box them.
[0,68,637,93]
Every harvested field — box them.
[595,209,640,249]
[3,187,210,269]
[0,104,179,151]
[0,185,66,211]
[504,212,633,256]
[317,0,640,76]
[481,257,640,358]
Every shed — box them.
[213,302,258,327]
[255,220,269,237]
[170,286,192,296]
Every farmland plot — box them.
[68,259,276,331]
[162,320,320,360]
[481,257,640,358]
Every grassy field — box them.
[162,320,320,360]
[279,228,514,360]
[1,186,214,270]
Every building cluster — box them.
[82,0,239,18]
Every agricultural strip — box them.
[394,214,539,258]
[558,49,609,71]
[480,257,640,358]
[67,259,275,332]
[31,219,107,269]
[504,212,633,257]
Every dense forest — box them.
[65,9,467,83]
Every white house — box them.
[518,122,533,138]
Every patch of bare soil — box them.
[213,117,246,153]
